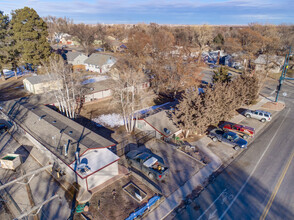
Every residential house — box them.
[82,78,117,103]
[23,75,63,94]
[2,99,121,200]
[64,51,88,71]
[84,53,116,73]
[254,55,285,74]
[136,110,182,141]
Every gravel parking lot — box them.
[145,140,205,197]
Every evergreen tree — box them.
[10,7,51,67]
[213,66,231,83]
[172,90,201,137]
[0,11,9,80]
[213,33,224,50]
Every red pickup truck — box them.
[223,123,255,139]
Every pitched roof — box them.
[65,51,85,62]
[84,53,116,66]
[24,75,52,85]
[254,55,285,65]
[1,98,115,164]
[83,78,117,94]
[143,110,180,137]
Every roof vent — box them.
[39,115,46,121]
[52,120,57,123]
[69,131,73,135]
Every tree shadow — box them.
[74,114,116,144]
[236,108,248,116]
[171,163,294,220]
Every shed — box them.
[23,75,63,94]
[83,78,117,103]
[136,110,182,140]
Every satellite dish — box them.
[77,163,86,169]
[164,128,171,135]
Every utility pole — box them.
[275,47,294,102]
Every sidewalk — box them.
[144,96,284,220]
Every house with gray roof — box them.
[83,78,117,103]
[136,110,182,141]
[84,53,116,73]
[23,75,63,94]
[254,55,285,74]
[1,98,120,200]
[65,51,88,66]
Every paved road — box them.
[172,80,294,220]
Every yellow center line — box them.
[260,151,294,220]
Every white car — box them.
[244,110,271,122]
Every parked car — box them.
[244,110,271,122]
[222,123,255,139]
[209,128,248,150]
[126,149,169,180]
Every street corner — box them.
[261,101,286,111]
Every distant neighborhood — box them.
[0,6,293,220]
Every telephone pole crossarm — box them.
[0,165,53,191]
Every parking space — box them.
[145,140,205,197]
[207,108,278,164]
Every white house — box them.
[23,75,63,94]
[83,78,117,103]
[84,53,116,73]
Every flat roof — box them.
[70,148,119,179]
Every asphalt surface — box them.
[172,80,294,220]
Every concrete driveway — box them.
[145,140,205,197]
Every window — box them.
[254,112,259,115]
[259,113,263,116]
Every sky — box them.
[1,0,293,25]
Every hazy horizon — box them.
[1,0,293,25]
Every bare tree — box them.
[42,55,81,118]
[43,16,73,46]
[193,25,214,63]
[69,23,104,56]
[127,29,151,58]
[112,57,152,133]
[251,24,281,93]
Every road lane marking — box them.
[259,150,294,220]
[196,189,227,220]
[218,108,291,220]
[208,209,217,219]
